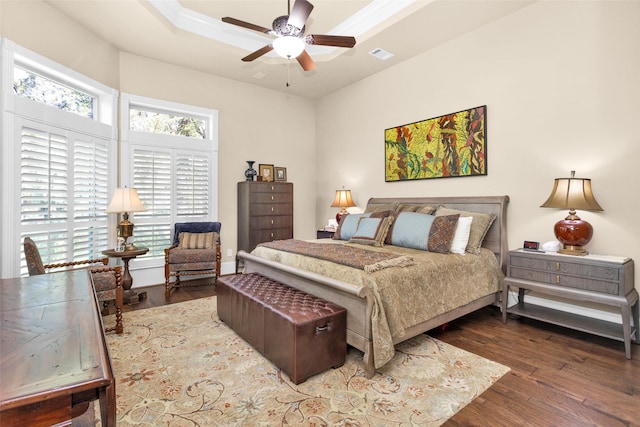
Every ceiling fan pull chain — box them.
[286,61,291,87]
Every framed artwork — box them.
[259,164,274,182]
[275,166,287,182]
[384,105,487,182]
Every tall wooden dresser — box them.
[237,181,293,256]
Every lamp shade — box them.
[106,188,146,213]
[330,189,356,208]
[273,36,305,59]
[540,173,603,211]
[540,171,602,256]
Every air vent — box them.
[369,48,394,61]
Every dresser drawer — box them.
[250,192,293,204]
[250,228,293,248]
[250,216,293,230]
[510,267,619,294]
[250,203,293,216]
[249,183,293,194]
[510,256,620,281]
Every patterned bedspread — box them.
[259,240,414,272]
[251,240,504,369]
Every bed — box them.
[237,195,509,377]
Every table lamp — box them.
[540,170,603,256]
[106,187,147,250]
[330,188,356,223]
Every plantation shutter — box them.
[19,125,109,273]
[130,148,211,257]
[132,148,172,256]
[176,152,210,217]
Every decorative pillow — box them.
[364,202,398,213]
[369,210,392,218]
[449,216,473,255]
[435,207,495,254]
[333,213,371,241]
[178,232,216,249]
[395,204,438,215]
[427,214,460,253]
[388,212,435,250]
[349,216,394,247]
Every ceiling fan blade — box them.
[306,34,356,48]
[288,0,314,31]
[242,45,274,62]
[222,17,272,34]
[296,50,316,71]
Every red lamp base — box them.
[554,216,593,256]
[335,208,349,223]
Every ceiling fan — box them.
[222,0,356,71]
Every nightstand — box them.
[502,249,638,359]
[316,230,335,239]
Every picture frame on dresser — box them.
[259,164,274,182]
[275,167,287,182]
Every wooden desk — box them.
[0,270,116,426]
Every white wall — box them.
[316,1,640,294]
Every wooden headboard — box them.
[365,195,510,274]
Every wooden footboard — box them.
[238,250,378,377]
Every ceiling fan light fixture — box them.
[273,36,305,58]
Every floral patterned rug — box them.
[100,296,509,426]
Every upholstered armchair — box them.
[164,222,221,298]
[24,237,124,334]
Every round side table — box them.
[102,247,149,304]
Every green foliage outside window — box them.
[13,66,95,119]
[130,108,206,139]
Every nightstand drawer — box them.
[510,256,619,281]
[510,267,619,294]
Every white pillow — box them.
[449,216,473,254]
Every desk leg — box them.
[99,381,116,427]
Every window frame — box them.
[119,93,219,270]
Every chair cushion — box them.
[91,271,118,301]
[178,232,217,249]
[168,248,217,272]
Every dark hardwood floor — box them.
[86,278,640,426]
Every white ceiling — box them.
[44,0,535,99]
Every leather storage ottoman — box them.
[217,273,346,384]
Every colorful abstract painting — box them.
[385,105,487,182]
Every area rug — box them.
[100,297,509,426]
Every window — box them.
[120,94,218,264]
[13,66,96,119]
[1,39,117,278]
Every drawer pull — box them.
[556,262,560,271]
[271,185,274,191]
[556,275,560,284]
[271,206,274,212]
[271,195,274,201]
[270,232,274,238]
[271,219,274,225]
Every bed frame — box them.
[237,195,510,377]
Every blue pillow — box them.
[333,213,371,241]
[349,216,394,247]
[389,212,435,250]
